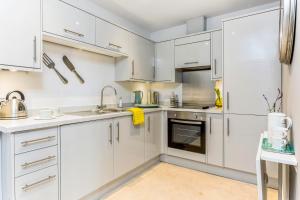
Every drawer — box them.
[15,146,57,177]
[15,128,58,154]
[175,33,210,46]
[15,166,58,200]
[43,0,96,44]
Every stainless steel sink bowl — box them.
[66,108,126,117]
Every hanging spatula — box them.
[62,56,85,84]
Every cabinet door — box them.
[61,120,114,200]
[175,41,210,68]
[15,166,58,200]
[145,112,162,161]
[96,18,129,54]
[0,0,41,69]
[211,30,222,80]
[43,0,95,44]
[223,10,281,115]
[155,40,175,82]
[206,114,223,167]
[114,116,145,178]
[224,114,266,173]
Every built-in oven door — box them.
[168,119,206,154]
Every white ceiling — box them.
[91,0,277,32]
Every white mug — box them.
[271,137,288,150]
[268,113,292,138]
[38,109,54,119]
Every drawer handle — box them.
[109,42,122,49]
[22,175,56,192]
[64,29,84,37]
[184,61,199,65]
[21,155,56,169]
[21,136,56,147]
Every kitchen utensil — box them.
[43,53,68,84]
[151,91,160,105]
[133,91,143,104]
[0,91,28,119]
[62,55,85,84]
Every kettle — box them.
[0,91,28,119]
[133,91,143,105]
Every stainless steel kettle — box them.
[0,91,28,119]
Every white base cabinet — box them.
[145,112,162,161]
[0,0,41,70]
[224,114,267,173]
[206,114,223,167]
[114,116,145,178]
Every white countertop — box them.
[0,107,222,133]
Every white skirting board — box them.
[160,154,278,189]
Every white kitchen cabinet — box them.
[211,30,222,80]
[60,120,114,200]
[206,114,223,167]
[155,40,175,82]
[115,34,155,81]
[145,112,162,161]
[96,18,129,54]
[43,0,96,45]
[114,116,145,177]
[175,33,211,69]
[223,9,281,115]
[0,0,41,70]
[224,114,267,174]
[15,166,58,200]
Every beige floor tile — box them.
[105,163,277,200]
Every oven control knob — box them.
[194,113,198,119]
[174,113,177,117]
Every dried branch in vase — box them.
[262,88,282,113]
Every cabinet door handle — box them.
[184,61,199,65]
[33,36,37,62]
[109,42,122,49]
[227,118,230,136]
[148,116,151,132]
[116,122,120,142]
[64,29,84,37]
[21,136,56,147]
[209,117,212,134]
[21,156,56,169]
[153,66,156,80]
[227,92,230,111]
[132,60,135,77]
[22,175,56,192]
[214,59,217,75]
[109,123,113,144]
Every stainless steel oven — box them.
[168,111,206,154]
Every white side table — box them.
[256,134,297,200]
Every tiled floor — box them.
[104,163,277,200]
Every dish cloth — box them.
[127,107,144,126]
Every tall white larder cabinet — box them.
[223,9,281,174]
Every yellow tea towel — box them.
[127,107,144,126]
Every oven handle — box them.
[170,119,203,125]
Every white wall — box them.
[282,0,300,197]
[150,1,280,42]
[0,42,140,110]
[61,0,151,38]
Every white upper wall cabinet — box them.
[96,19,129,54]
[223,9,281,115]
[0,0,41,70]
[155,40,175,82]
[175,33,211,69]
[43,0,96,45]
[211,30,222,80]
[115,33,155,82]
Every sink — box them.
[67,108,126,117]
